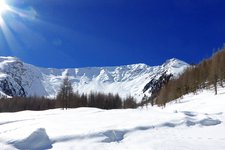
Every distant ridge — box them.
[0,56,189,101]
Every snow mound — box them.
[10,128,52,150]
[199,118,222,126]
[182,111,198,117]
[101,130,125,143]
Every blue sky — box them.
[0,0,225,68]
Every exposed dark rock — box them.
[143,72,173,94]
[141,72,173,106]
[0,78,26,97]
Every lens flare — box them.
[0,0,8,16]
[0,0,10,28]
[0,0,68,57]
[0,0,41,52]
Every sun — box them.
[0,0,9,15]
[0,0,10,26]
[0,0,44,52]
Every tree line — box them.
[55,75,138,110]
[0,76,138,112]
[155,45,225,106]
[0,96,55,112]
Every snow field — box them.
[0,88,225,150]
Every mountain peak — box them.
[127,63,149,69]
[0,56,20,63]
[161,58,189,76]
[163,58,188,67]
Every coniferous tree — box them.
[155,45,225,106]
[123,96,137,108]
[57,74,74,109]
[210,53,219,95]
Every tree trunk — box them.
[214,75,218,95]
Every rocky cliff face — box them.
[0,57,189,101]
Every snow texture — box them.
[0,87,225,150]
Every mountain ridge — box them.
[0,56,185,69]
[0,56,189,101]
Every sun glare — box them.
[0,0,8,15]
[0,0,48,52]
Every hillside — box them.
[155,48,225,105]
[0,87,224,150]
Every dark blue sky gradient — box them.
[1,0,225,68]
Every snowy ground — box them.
[0,88,225,150]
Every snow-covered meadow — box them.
[0,88,225,150]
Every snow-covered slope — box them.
[0,88,224,150]
[0,57,189,101]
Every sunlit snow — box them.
[0,88,225,150]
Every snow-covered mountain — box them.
[0,56,189,101]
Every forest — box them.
[155,46,225,106]
[0,76,138,112]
